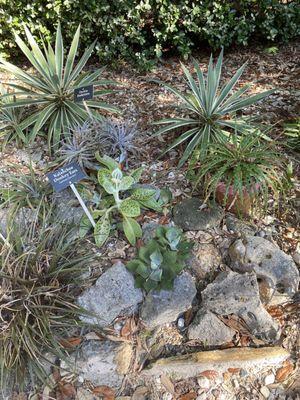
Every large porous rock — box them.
[173,198,224,231]
[229,236,299,300]
[188,309,235,345]
[188,243,222,280]
[201,271,281,343]
[0,209,7,236]
[140,272,196,329]
[0,207,37,237]
[63,340,132,388]
[77,262,143,327]
[142,347,289,380]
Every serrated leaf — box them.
[94,214,111,247]
[120,199,141,217]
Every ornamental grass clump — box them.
[193,134,285,215]
[0,213,94,389]
[154,50,274,166]
[0,23,119,150]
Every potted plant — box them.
[192,134,285,216]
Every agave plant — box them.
[58,120,102,170]
[99,119,138,164]
[154,50,274,166]
[0,211,95,390]
[193,133,284,215]
[0,84,26,147]
[0,23,119,150]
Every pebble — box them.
[240,369,248,377]
[177,317,185,329]
[162,393,173,400]
[260,386,270,398]
[196,393,207,400]
[232,379,239,388]
[264,373,275,385]
[197,376,210,389]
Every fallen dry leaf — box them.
[178,392,197,400]
[59,336,82,348]
[199,370,219,380]
[132,386,149,400]
[93,385,115,399]
[276,361,294,382]
[58,383,76,400]
[228,368,241,374]
[160,374,175,394]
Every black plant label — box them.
[47,162,87,192]
[74,85,94,102]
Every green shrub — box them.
[154,50,274,166]
[284,118,300,152]
[127,225,193,292]
[0,1,299,67]
[0,23,118,149]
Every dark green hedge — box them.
[0,0,299,68]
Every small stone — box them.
[240,369,248,377]
[173,198,224,231]
[264,373,275,385]
[260,386,270,398]
[197,376,210,389]
[188,243,222,280]
[225,215,256,236]
[177,317,185,329]
[140,272,196,329]
[232,379,239,388]
[77,262,143,327]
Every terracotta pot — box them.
[215,182,260,216]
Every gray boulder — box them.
[188,243,221,280]
[77,262,143,327]
[63,340,132,388]
[229,236,299,299]
[201,271,281,343]
[140,272,196,329]
[188,309,235,345]
[173,198,224,231]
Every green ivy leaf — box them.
[120,198,141,217]
[149,268,163,282]
[94,214,111,247]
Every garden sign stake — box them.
[47,162,96,228]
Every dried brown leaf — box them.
[93,385,115,399]
[199,370,219,380]
[276,362,294,382]
[161,374,175,394]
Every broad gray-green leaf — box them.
[123,217,142,245]
[94,214,111,247]
[120,199,141,217]
[150,250,163,268]
[131,188,156,201]
[118,176,134,191]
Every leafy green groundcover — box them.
[0,1,299,67]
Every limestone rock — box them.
[188,243,221,280]
[140,272,196,329]
[188,309,235,345]
[173,198,224,231]
[229,236,299,299]
[142,347,289,380]
[77,262,143,327]
[225,215,257,236]
[65,340,132,388]
[201,271,281,343]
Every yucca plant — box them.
[154,50,274,166]
[0,84,26,147]
[0,23,119,150]
[0,211,95,390]
[193,134,284,215]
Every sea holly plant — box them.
[154,49,275,166]
[81,155,163,246]
[127,225,193,292]
[0,23,119,150]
